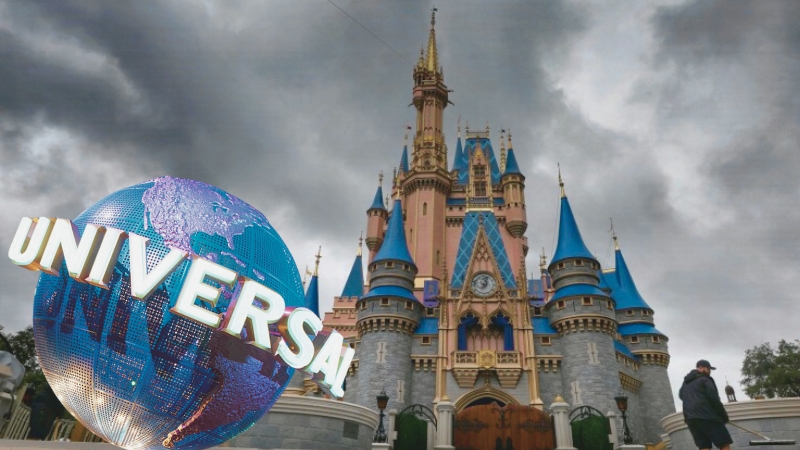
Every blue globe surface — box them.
[32,177,304,449]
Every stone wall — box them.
[662,398,800,450]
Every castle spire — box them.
[613,235,652,310]
[369,172,386,211]
[340,237,365,298]
[373,199,415,266]
[304,247,321,316]
[551,170,594,264]
[426,7,439,73]
[499,129,506,173]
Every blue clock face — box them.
[471,273,497,297]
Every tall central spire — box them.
[411,8,449,172]
[426,8,439,73]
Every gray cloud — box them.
[0,0,797,408]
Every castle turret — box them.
[366,178,388,263]
[501,133,527,238]
[608,236,674,442]
[546,175,618,415]
[355,199,422,412]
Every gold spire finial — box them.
[358,232,363,257]
[426,7,439,73]
[558,163,565,198]
[384,194,389,209]
[539,247,547,271]
[379,171,383,187]
[499,129,506,173]
[394,170,401,200]
[313,246,322,276]
[507,128,513,149]
[610,218,619,250]
[485,121,490,133]
[303,265,312,287]
[457,115,461,138]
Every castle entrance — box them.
[453,401,554,450]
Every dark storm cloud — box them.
[1,0,794,406]
[645,0,800,393]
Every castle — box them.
[309,12,675,445]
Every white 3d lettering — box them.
[7,217,354,398]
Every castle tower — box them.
[546,176,619,414]
[365,177,388,263]
[355,199,422,411]
[402,10,451,282]
[609,236,674,442]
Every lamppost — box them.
[614,393,634,445]
[373,390,389,443]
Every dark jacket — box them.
[679,369,729,422]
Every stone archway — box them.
[453,399,554,450]
[454,386,520,413]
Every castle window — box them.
[533,306,542,317]
[349,310,356,319]
[404,264,410,270]
[423,203,428,216]
[334,310,341,318]
[642,310,650,316]
[606,300,613,310]
[474,165,486,178]
[630,336,639,344]
[652,336,660,344]
[582,297,592,306]
[405,301,414,310]
[425,308,435,317]
[592,262,600,270]
[381,298,390,306]
[475,182,487,197]
[541,337,551,345]
[421,336,431,345]
[557,262,565,270]
[557,301,565,310]
[626,310,635,316]
[574,260,584,266]
[360,301,367,310]
[386,262,394,269]
[436,250,440,265]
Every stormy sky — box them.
[1,0,798,407]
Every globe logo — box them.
[27,177,305,449]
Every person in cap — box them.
[679,359,732,450]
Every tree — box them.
[741,339,800,398]
[0,325,48,392]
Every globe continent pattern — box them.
[32,177,304,450]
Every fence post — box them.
[550,395,577,450]
[607,411,619,449]
[434,397,455,450]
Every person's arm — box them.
[704,378,729,422]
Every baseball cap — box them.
[696,359,716,370]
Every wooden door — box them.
[454,402,554,450]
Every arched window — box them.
[423,202,428,216]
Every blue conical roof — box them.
[503,148,522,176]
[551,195,594,264]
[453,138,464,173]
[612,247,651,310]
[340,253,364,298]
[400,145,409,173]
[369,185,385,210]
[304,275,319,316]
[373,199,415,266]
